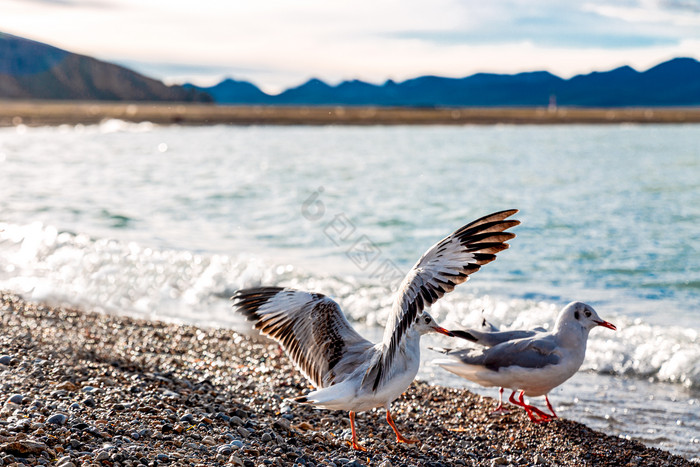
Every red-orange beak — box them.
[432,325,454,337]
[594,320,616,331]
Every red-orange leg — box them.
[509,390,551,423]
[491,387,510,414]
[386,409,419,444]
[348,411,367,451]
[544,395,558,418]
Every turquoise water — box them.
[0,121,698,458]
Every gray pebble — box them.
[230,415,244,426]
[272,417,291,431]
[95,451,109,461]
[156,453,169,462]
[7,394,23,404]
[230,440,244,449]
[47,413,67,425]
[237,426,250,438]
[217,444,233,456]
[180,413,194,423]
[261,432,272,443]
[0,355,11,365]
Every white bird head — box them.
[554,301,617,336]
[414,311,454,337]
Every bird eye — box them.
[424,316,430,324]
[585,310,591,318]
[574,311,580,320]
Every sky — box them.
[2,0,700,93]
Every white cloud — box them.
[583,1,700,26]
[1,0,699,91]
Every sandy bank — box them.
[1,101,700,126]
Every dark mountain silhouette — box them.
[3,31,699,107]
[0,32,211,102]
[193,57,700,107]
[182,78,269,104]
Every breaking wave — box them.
[1,221,698,389]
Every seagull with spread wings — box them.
[232,209,519,450]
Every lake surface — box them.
[0,121,698,458]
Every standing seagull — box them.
[451,320,546,414]
[232,209,519,450]
[434,302,616,423]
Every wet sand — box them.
[1,100,700,126]
[0,292,696,466]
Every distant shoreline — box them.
[2,100,700,126]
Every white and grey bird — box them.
[450,317,547,414]
[434,302,616,423]
[232,209,519,450]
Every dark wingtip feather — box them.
[454,217,520,241]
[372,360,384,391]
[231,286,285,321]
[494,208,519,218]
[451,329,479,342]
[292,396,309,403]
[467,209,519,227]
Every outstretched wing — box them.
[365,209,519,390]
[232,287,373,388]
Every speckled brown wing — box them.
[232,287,373,388]
[365,209,520,390]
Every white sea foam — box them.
[1,221,698,390]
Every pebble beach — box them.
[0,292,695,467]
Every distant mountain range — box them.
[2,31,699,107]
[188,58,700,107]
[0,32,210,102]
